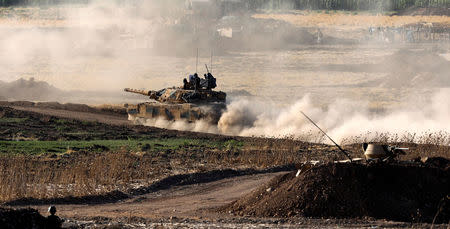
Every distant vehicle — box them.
[124,72,226,124]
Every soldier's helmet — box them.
[48,206,57,215]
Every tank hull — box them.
[126,102,226,124]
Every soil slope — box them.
[0,207,47,229]
[222,162,449,223]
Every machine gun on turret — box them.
[200,64,217,90]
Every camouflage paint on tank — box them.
[126,102,225,124]
[124,87,227,124]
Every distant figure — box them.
[47,206,62,229]
[189,74,196,83]
[378,27,385,42]
[316,28,323,44]
[406,30,414,43]
[199,73,217,90]
[206,72,216,89]
[202,73,208,88]
[183,78,191,90]
[194,73,200,91]
[188,73,200,90]
[185,0,192,10]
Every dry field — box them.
[254,11,450,28]
[1,7,449,28]
[0,105,448,228]
[0,105,448,203]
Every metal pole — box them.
[196,48,198,73]
[210,50,213,74]
[300,111,352,161]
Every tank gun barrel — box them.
[124,88,153,96]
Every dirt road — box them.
[21,171,441,228]
[28,173,281,220]
[11,106,129,126]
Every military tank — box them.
[124,73,226,125]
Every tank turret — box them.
[124,87,226,104]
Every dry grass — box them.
[0,131,448,203]
[2,8,449,29]
[254,12,450,28]
[0,151,158,202]
[0,138,311,202]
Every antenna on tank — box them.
[196,48,199,73]
[210,50,213,74]
[300,111,352,162]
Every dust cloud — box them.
[0,1,183,91]
[218,89,450,143]
[130,115,219,134]
[0,1,315,93]
[127,87,450,144]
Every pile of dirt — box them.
[0,207,47,229]
[0,101,127,116]
[0,78,63,101]
[222,162,449,223]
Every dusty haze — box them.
[0,1,449,143]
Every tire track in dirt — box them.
[24,172,284,220]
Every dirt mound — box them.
[0,207,47,229]
[0,101,127,116]
[222,162,449,223]
[0,78,63,101]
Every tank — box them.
[124,73,226,125]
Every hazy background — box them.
[0,0,449,141]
